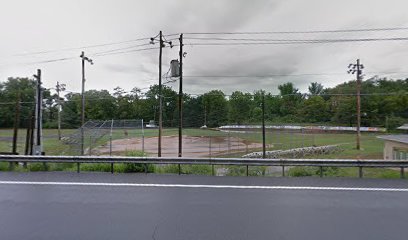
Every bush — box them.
[121,150,154,173]
[288,167,317,177]
[386,116,406,131]
[43,121,58,129]
[28,163,48,172]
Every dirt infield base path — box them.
[94,135,263,157]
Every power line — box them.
[184,27,408,35]
[12,37,152,57]
[92,46,159,57]
[186,36,408,46]
[89,43,152,56]
[183,71,408,78]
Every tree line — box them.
[0,77,407,130]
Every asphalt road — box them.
[0,172,407,240]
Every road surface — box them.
[0,172,407,240]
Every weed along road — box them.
[0,172,407,240]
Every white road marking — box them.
[0,181,407,192]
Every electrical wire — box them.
[185,36,408,46]
[12,37,152,57]
[92,46,159,57]
[183,27,408,35]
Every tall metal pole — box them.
[178,34,183,157]
[356,59,361,150]
[158,31,163,157]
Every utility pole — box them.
[33,69,43,155]
[262,91,266,158]
[178,33,184,157]
[150,31,173,157]
[348,59,364,150]
[56,81,66,140]
[80,51,93,155]
[158,31,163,157]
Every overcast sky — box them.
[1,0,408,96]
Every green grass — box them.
[287,166,402,179]
[0,128,385,159]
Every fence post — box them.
[209,136,212,158]
[400,167,405,179]
[89,135,92,156]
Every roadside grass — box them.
[287,166,401,179]
[0,128,396,178]
[155,164,213,175]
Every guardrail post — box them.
[320,166,323,178]
[178,164,181,175]
[111,163,114,174]
[144,164,148,174]
[282,166,285,177]
[212,165,214,176]
[400,167,405,179]
[246,165,249,176]
[77,163,80,173]
[8,162,14,171]
[358,167,363,178]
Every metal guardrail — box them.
[1,155,408,178]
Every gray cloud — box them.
[1,0,408,95]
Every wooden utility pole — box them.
[262,91,266,158]
[178,34,184,157]
[348,59,364,150]
[80,52,93,155]
[150,31,173,157]
[356,59,362,150]
[33,69,43,155]
[12,92,21,154]
[56,81,66,140]
[158,31,163,157]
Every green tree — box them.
[299,96,330,122]
[308,82,324,95]
[228,91,252,124]
[202,90,228,127]
[278,82,303,118]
